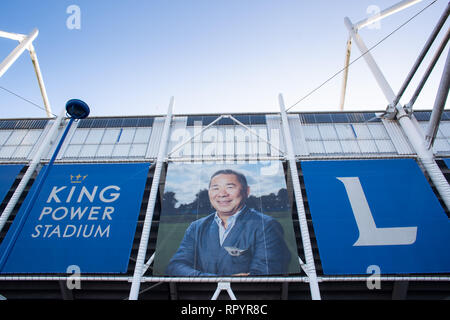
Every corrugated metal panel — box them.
[288,115,309,156]
[266,115,285,157]
[381,119,415,155]
[0,119,48,130]
[147,117,167,158]
[77,117,154,128]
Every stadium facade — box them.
[0,108,449,300]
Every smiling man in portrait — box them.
[166,169,291,276]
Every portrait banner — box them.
[0,162,150,273]
[153,161,301,276]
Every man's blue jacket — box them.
[166,206,291,276]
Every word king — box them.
[30,183,121,239]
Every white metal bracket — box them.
[211,282,237,300]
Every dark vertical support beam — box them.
[169,282,178,300]
[392,281,409,300]
[58,280,74,300]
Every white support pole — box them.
[211,282,237,300]
[129,97,174,300]
[28,45,53,118]
[344,18,396,102]
[425,49,450,149]
[339,36,352,111]
[0,108,66,234]
[279,94,321,300]
[354,0,422,30]
[0,29,38,78]
[345,17,450,212]
[0,30,26,42]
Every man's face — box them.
[208,174,249,218]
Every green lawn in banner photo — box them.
[152,212,301,276]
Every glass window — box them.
[303,125,321,140]
[357,140,378,153]
[96,144,114,157]
[5,130,27,145]
[224,141,234,156]
[306,141,325,154]
[225,127,235,143]
[187,127,201,142]
[0,146,16,158]
[258,141,269,156]
[192,142,202,157]
[375,140,396,153]
[70,129,89,144]
[85,129,104,144]
[202,128,218,143]
[318,125,338,140]
[433,138,450,153]
[216,127,226,142]
[235,141,247,156]
[323,140,342,154]
[216,141,224,156]
[0,131,12,145]
[352,124,372,140]
[112,144,131,157]
[234,127,252,142]
[79,144,98,157]
[367,124,389,139]
[335,124,356,140]
[249,141,259,156]
[21,130,42,145]
[129,144,147,157]
[13,145,32,158]
[101,129,121,144]
[133,128,152,143]
[64,145,81,158]
[202,141,217,157]
[340,140,360,153]
[255,126,268,141]
[117,128,135,144]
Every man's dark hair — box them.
[209,169,249,198]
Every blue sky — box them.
[0,0,448,118]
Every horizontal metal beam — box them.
[355,0,422,30]
[0,275,449,282]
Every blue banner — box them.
[0,165,23,204]
[0,163,150,273]
[301,159,450,275]
[443,158,450,170]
